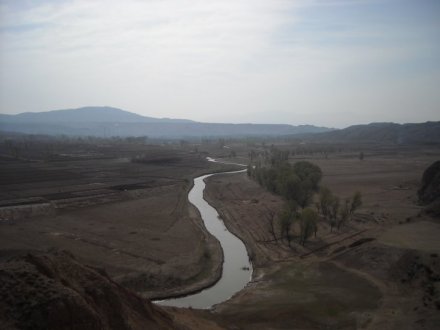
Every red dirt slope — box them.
[0,250,176,330]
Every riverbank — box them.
[2,141,439,329]
[0,148,243,303]
[157,170,252,308]
[203,151,440,329]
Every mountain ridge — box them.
[0,106,195,124]
[303,121,440,144]
[0,106,333,138]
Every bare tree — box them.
[337,198,351,230]
[328,196,340,232]
[318,186,333,218]
[349,191,362,218]
[264,209,278,243]
[299,208,318,246]
[335,191,363,229]
[279,204,298,248]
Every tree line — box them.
[248,148,362,247]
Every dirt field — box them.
[379,221,440,253]
[203,147,440,329]
[1,138,440,329]
[0,143,241,299]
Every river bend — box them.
[157,162,252,308]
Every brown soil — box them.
[0,146,240,300]
[379,221,440,253]
[203,149,440,329]
[0,250,175,330]
[2,142,440,329]
[204,173,288,267]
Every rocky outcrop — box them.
[419,160,440,216]
[0,250,176,330]
[419,161,440,203]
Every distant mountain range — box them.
[305,122,440,145]
[1,107,438,143]
[0,106,332,138]
[0,106,194,124]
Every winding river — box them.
[156,159,252,309]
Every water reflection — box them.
[157,169,252,309]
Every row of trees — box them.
[248,160,322,208]
[316,187,362,231]
[249,147,362,247]
[247,145,366,161]
[248,148,323,246]
[276,203,320,247]
[263,187,363,247]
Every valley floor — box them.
[200,150,440,329]
[0,146,237,301]
[1,143,439,329]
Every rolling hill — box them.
[305,122,440,145]
[0,106,194,124]
[0,106,332,138]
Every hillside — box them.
[0,250,176,330]
[0,106,194,124]
[305,122,440,145]
[0,107,332,138]
[419,160,440,216]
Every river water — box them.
[156,163,252,309]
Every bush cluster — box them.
[248,161,322,208]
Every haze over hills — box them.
[305,122,440,145]
[0,106,194,124]
[1,107,438,144]
[0,106,332,138]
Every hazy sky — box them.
[0,0,439,128]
